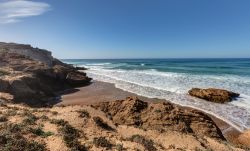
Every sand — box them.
[58,80,242,143]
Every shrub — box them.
[54,120,87,151]
[93,117,115,131]
[77,109,90,118]
[23,113,38,125]
[129,135,156,151]
[0,123,46,151]
[0,69,9,76]
[40,115,49,121]
[51,111,58,115]
[93,137,112,149]
[50,119,68,126]
[116,144,125,151]
[5,110,17,116]
[29,127,54,138]
[0,115,8,122]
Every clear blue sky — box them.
[0,0,250,59]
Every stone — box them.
[188,88,240,103]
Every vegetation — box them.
[0,115,8,122]
[51,119,87,151]
[129,135,156,151]
[23,113,38,125]
[93,116,115,131]
[77,109,90,118]
[29,127,54,138]
[50,119,68,126]
[93,137,112,149]
[0,69,9,76]
[0,123,46,151]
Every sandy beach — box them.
[58,80,242,143]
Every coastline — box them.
[58,80,242,143]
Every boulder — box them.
[66,72,92,86]
[93,96,225,140]
[188,88,239,103]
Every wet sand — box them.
[58,80,242,143]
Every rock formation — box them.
[0,42,53,67]
[93,96,225,140]
[0,43,91,106]
[188,88,240,103]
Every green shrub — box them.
[53,119,87,151]
[93,137,112,149]
[129,135,156,151]
[77,109,90,118]
[0,69,9,76]
[23,113,38,125]
[29,127,54,137]
[0,123,46,151]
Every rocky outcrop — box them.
[188,88,240,103]
[0,42,53,67]
[93,96,225,140]
[0,45,91,106]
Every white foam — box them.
[85,68,250,131]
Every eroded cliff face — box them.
[0,43,91,106]
[0,42,53,67]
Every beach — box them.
[1,44,249,150]
[58,80,242,144]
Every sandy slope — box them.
[0,98,248,151]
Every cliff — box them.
[0,43,91,106]
[0,42,53,67]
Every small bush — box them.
[23,114,38,125]
[0,123,46,151]
[29,127,54,137]
[0,115,8,122]
[51,111,58,115]
[0,69,9,76]
[154,109,161,113]
[93,117,115,131]
[5,110,17,116]
[129,135,156,151]
[116,144,125,151]
[93,137,112,149]
[40,115,49,121]
[77,109,90,118]
[50,119,68,126]
[55,120,87,151]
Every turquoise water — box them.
[62,59,250,131]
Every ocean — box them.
[62,58,250,131]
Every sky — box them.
[0,0,250,59]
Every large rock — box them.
[66,72,92,86]
[93,96,225,140]
[188,88,240,103]
[0,42,53,66]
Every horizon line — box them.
[60,57,250,60]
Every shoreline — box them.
[58,80,242,142]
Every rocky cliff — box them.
[0,43,91,106]
[0,42,54,67]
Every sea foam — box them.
[84,66,250,131]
